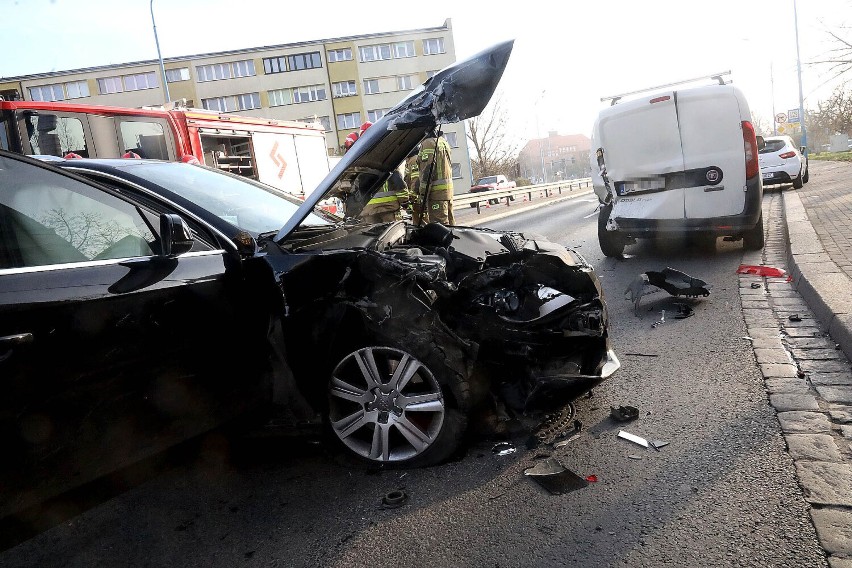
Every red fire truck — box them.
[0,99,333,201]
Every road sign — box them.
[775,113,787,124]
[788,108,800,123]
[777,124,786,133]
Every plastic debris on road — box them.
[382,489,408,509]
[492,441,517,456]
[585,474,599,483]
[617,430,649,448]
[789,314,802,322]
[625,268,711,313]
[610,405,639,422]
[524,457,590,495]
[736,264,786,278]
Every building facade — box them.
[518,132,592,183]
[0,19,474,190]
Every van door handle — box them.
[0,333,34,363]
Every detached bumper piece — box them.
[624,267,711,312]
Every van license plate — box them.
[617,179,665,196]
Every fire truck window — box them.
[0,122,8,150]
[26,114,88,157]
[119,121,168,160]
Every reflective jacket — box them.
[361,169,407,217]
[418,136,453,202]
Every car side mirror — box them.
[756,136,766,151]
[159,213,194,257]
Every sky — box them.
[3,0,851,144]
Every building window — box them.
[97,76,124,94]
[423,38,445,55]
[64,81,90,99]
[293,84,326,103]
[336,112,361,130]
[299,116,331,131]
[263,56,286,74]
[452,162,462,179]
[444,132,458,148]
[396,75,415,91]
[288,52,322,71]
[359,44,392,62]
[393,41,415,58]
[202,95,259,113]
[268,88,292,107]
[332,81,357,98]
[367,109,389,122]
[29,84,65,102]
[196,63,232,82]
[123,72,158,91]
[327,48,352,62]
[363,79,380,95]
[165,68,190,82]
[232,60,256,78]
[236,92,261,110]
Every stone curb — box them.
[783,189,852,363]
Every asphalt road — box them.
[2,195,826,567]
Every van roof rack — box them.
[601,71,731,105]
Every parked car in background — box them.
[468,174,516,206]
[0,41,619,519]
[758,135,809,189]
[591,77,765,256]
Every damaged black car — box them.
[0,41,618,517]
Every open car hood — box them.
[274,39,514,242]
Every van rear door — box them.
[600,91,686,220]
[677,87,746,219]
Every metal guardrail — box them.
[455,178,594,214]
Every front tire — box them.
[743,213,765,250]
[598,203,625,257]
[327,346,466,467]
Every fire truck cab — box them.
[0,100,332,200]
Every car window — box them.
[760,140,787,154]
[0,156,155,269]
[116,161,334,234]
[478,176,497,184]
[23,113,90,157]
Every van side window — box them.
[24,114,89,157]
[118,121,169,160]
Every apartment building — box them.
[518,132,592,183]
[0,19,474,190]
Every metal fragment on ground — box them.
[530,404,577,447]
[627,454,643,460]
[617,430,649,448]
[524,458,589,494]
[624,352,659,357]
[674,303,694,319]
[492,441,517,456]
[750,282,762,289]
[649,440,669,450]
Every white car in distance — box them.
[759,135,809,188]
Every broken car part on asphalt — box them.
[492,442,517,456]
[610,406,639,422]
[524,458,590,495]
[382,490,408,509]
[736,264,787,278]
[624,268,711,312]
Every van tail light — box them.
[779,151,796,159]
[742,121,759,180]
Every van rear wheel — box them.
[743,214,765,250]
[598,204,625,257]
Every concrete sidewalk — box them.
[783,161,852,361]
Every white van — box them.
[590,77,763,256]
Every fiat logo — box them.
[706,168,721,184]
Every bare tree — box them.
[465,93,520,181]
[810,23,852,81]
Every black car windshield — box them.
[119,162,335,234]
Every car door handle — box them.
[0,333,34,363]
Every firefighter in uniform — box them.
[347,122,408,223]
[404,145,421,219]
[415,132,454,226]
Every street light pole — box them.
[794,0,807,153]
[150,0,171,104]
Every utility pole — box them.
[151,0,171,104]
[794,0,807,153]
